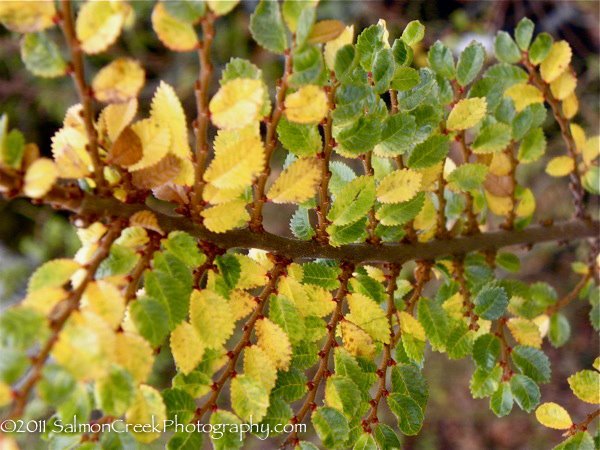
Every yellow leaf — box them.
[284,85,328,124]
[28,258,80,293]
[23,158,57,198]
[442,292,464,320]
[170,321,205,375]
[151,2,198,52]
[278,276,332,318]
[515,188,536,217]
[75,1,125,54]
[324,25,354,70]
[485,190,513,216]
[81,281,125,330]
[209,78,265,129]
[229,289,255,321]
[114,332,154,383]
[116,226,149,248]
[0,381,11,408]
[535,402,572,430]
[570,124,586,154]
[507,317,542,348]
[125,385,167,444]
[190,289,235,348]
[346,293,390,344]
[593,356,600,372]
[0,1,55,33]
[568,370,600,404]
[267,157,320,204]
[446,97,487,131]
[376,168,422,204]
[130,210,163,235]
[235,254,267,290]
[562,93,578,119]
[540,41,572,83]
[243,345,277,392]
[99,99,138,142]
[338,320,375,358]
[203,183,246,205]
[398,311,426,341]
[204,127,265,189]
[308,19,346,44]
[504,83,544,112]
[364,265,385,282]
[413,193,435,231]
[173,156,194,186]
[545,156,574,177]
[583,136,599,166]
[150,81,191,159]
[201,199,250,233]
[489,152,512,176]
[127,118,170,171]
[22,287,66,316]
[416,162,442,191]
[255,318,292,370]
[207,0,239,15]
[92,58,145,103]
[304,284,336,318]
[51,127,92,178]
[550,70,577,101]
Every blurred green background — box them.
[1,1,598,448]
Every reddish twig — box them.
[453,256,479,331]
[362,151,381,245]
[546,272,592,316]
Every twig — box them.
[495,317,513,382]
[282,262,354,449]
[501,142,519,230]
[455,130,479,235]
[362,151,381,245]
[59,0,106,192]
[546,272,592,316]
[453,256,479,331]
[124,234,161,303]
[404,261,433,315]
[565,409,600,437]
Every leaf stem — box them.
[362,151,381,245]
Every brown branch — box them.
[282,262,354,449]
[363,264,401,430]
[495,317,514,382]
[565,409,600,437]
[546,272,592,316]
[456,131,479,235]
[59,0,106,192]
[191,12,216,216]
[521,56,587,219]
[435,169,448,239]
[453,256,479,331]
[124,234,161,303]
[501,142,519,230]
[362,151,381,245]
[250,48,293,232]
[404,261,433,315]
[4,221,123,420]
[192,257,289,423]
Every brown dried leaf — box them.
[152,183,189,205]
[307,19,345,44]
[483,173,513,197]
[131,154,180,190]
[130,210,164,235]
[109,127,143,167]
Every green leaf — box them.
[291,45,326,87]
[510,374,541,413]
[294,4,316,48]
[210,410,244,450]
[518,127,546,163]
[456,41,485,87]
[372,48,395,94]
[249,0,288,54]
[28,258,79,293]
[334,44,357,82]
[269,295,305,344]
[327,218,368,247]
[325,375,362,418]
[162,388,196,426]
[354,433,378,450]
[38,364,75,405]
[163,0,205,23]
[387,393,424,435]
[327,176,376,226]
[392,38,413,66]
[336,116,382,155]
[21,32,67,78]
[553,432,595,450]
[167,431,203,450]
[215,254,241,291]
[428,41,455,79]
[391,365,428,408]
[447,163,487,191]
[472,122,512,153]
[273,367,307,402]
[302,262,340,290]
[349,275,386,304]
[277,117,321,157]
[472,334,501,371]
[494,31,521,64]
[334,348,377,399]
[470,366,502,398]
[549,313,571,348]
[417,298,449,350]
[231,374,270,421]
[390,66,419,92]
[473,285,508,320]
[97,245,139,279]
[163,231,205,268]
[290,207,315,241]
[376,191,425,226]
[446,322,474,359]
[401,20,425,46]
[356,24,385,71]
[130,297,170,347]
[529,32,553,66]
[0,307,45,350]
[329,161,357,197]
[297,442,320,450]
[495,253,521,273]
[568,370,600,404]
[0,348,27,384]
[145,270,189,329]
[515,18,535,51]
[397,68,436,111]
[490,382,513,417]
[2,128,24,169]
[407,134,449,168]
[511,345,551,383]
[173,370,211,398]
[312,406,350,449]
[373,424,402,450]
[374,112,416,156]
[94,366,135,416]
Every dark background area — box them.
[0,1,598,449]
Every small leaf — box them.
[490,382,513,417]
[511,345,551,384]
[529,32,553,66]
[285,85,328,124]
[510,374,540,413]
[546,156,574,177]
[250,0,287,54]
[312,407,350,449]
[456,41,485,87]
[540,41,572,83]
[21,32,67,78]
[307,19,345,44]
[376,169,422,204]
[535,402,572,430]
[428,41,455,79]
[277,117,321,157]
[267,157,320,204]
[515,18,535,51]
[548,313,571,348]
[23,157,57,199]
[494,31,521,64]
[401,20,424,46]
[446,97,487,131]
[92,58,145,103]
[76,1,125,54]
[407,134,450,168]
[568,370,600,404]
[327,176,376,226]
[473,285,508,320]
[230,374,270,421]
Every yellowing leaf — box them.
[489,152,512,176]
[324,25,354,70]
[278,276,333,318]
[413,193,435,231]
[346,293,390,344]
[570,124,586,153]
[127,119,170,171]
[485,190,513,216]
[230,374,269,422]
[285,85,328,124]
[398,311,426,341]
[81,281,125,330]
[229,289,255,321]
[550,70,576,101]
[190,289,235,348]
[235,254,267,290]
[131,154,181,189]
[0,1,55,33]
[130,210,163,235]
[504,83,544,112]
[545,156,574,177]
[75,1,125,54]
[51,127,92,178]
[115,226,149,248]
[209,78,265,129]
[203,183,246,205]
[92,58,145,103]
[446,97,487,131]
[23,157,57,198]
[151,2,198,52]
[100,99,138,142]
[583,136,599,166]
[540,41,572,83]
[126,385,167,444]
[568,370,600,404]
[243,345,277,392]
[207,0,239,15]
[515,188,536,217]
[150,81,191,159]
[267,157,320,204]
[114,332,154,383]
[28,258,80,293]
[562,93,579,119]
[204,127,265,189]
[507,317,542,348]
[201,199,250,233]
[170,321,205,375]
[376,168,422,204]
[535,402,572,429]
[22,287,66,315]
[255,317,292,370]
[338,320,375,358]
